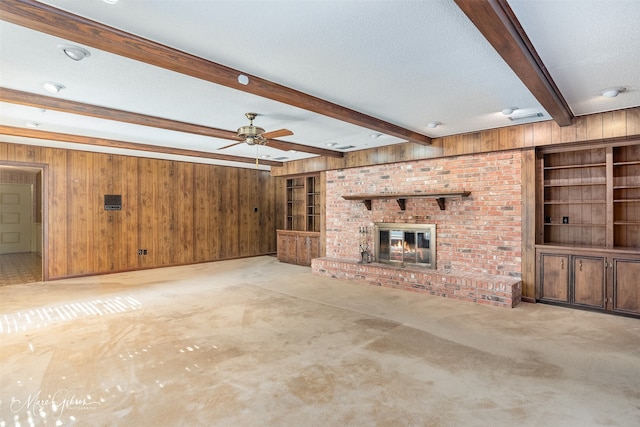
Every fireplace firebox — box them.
[374,223,436,269]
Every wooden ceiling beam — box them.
[0,125,284,167]
[455,0,573,127]
[0,88,343,158]
[0,0,432,145]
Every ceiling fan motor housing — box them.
[237,124,266,145]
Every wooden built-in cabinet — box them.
[278,174,321,266]
[277,230,320,266]
[537,142,640,317]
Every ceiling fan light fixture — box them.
[601,87,626,98]
[42,81,65,93]
[58,45,90,61]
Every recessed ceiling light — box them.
[237,74,249,85]
[369,133,382,139]
[501,107,518,116]
[326,142,337,147]
[427,121,441,129]
[58,45,90,61]
[601,87,626,98]
[25,122,39,128]
[103,0,119,4]
[42,82,65,93]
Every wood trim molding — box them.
[0,88,343,159]
[0,125,284,167]
[0,0,431,146]
[454,0,573,127]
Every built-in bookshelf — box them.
[285,174,319,232]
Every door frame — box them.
[0,160,48,281]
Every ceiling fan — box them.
[219,112,293,150]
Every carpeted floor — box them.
[0,252,42,286]
[1,256,639,426]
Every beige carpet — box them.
[0,252,42,286]
[1,256,639,426]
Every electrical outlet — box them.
[138,249,143,255]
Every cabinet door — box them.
[613,258,640,316]
[308,234,320,261]
[297,235,313,266]
[277,233,289,263]
[573,256,605,308]
[540,253,570,302]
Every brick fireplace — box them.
[312,150,523,308]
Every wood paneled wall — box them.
[272,107,640,176]
[0,141,283,280]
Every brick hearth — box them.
[312,258,522,308]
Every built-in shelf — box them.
[545,223,606,227]
[342,191,470,211]
[544,200,606,204]
[544,183,606,187]
[543,163,606,170]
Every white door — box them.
[0,184,33,254]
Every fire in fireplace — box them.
[374,223,436,269]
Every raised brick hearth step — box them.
[312,258,521,308]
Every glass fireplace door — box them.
[374,223,436,269]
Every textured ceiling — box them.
[1,0,639,170]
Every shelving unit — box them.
[285,175,320,232]
[285,177,306,231]
[306,176,320,232]
[613,145,640,248]
[542,148,606,247]
[279,174,321,266]
[536,142,640,317]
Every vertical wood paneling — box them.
[602,110,627,139]
[500,125,525,150]
[67,151,91,275]
[531,121,552,147]
[91,153,110,273]
[237,168,252,256]
[585,114,604,141]
[45,147,67,278]
[175,162,194,264]
[628,109,640,136]
[219,167,239,258]
[0,141,279,279]
[521,149,537,300]
[193,163,209,262]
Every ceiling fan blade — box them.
[218,141,243,150]
[261,129,293,139]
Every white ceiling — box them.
[1,0,639,170]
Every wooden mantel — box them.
[342,191,471,211]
